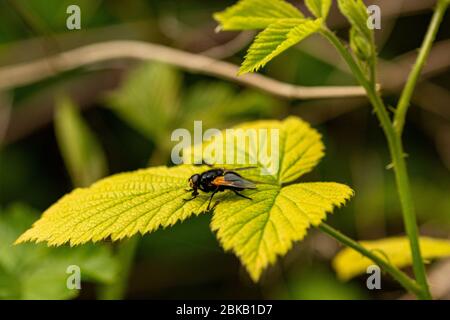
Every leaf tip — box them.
[14,229,33,245]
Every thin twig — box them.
[0,40,367,99]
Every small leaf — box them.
[333,236,450,281]
[305,0,332,18]
[106,62,180,141]
[349,26,372,62]
[212,182,353,281]
[54,97,108,187]
[337,0,371,40]
[337,0,376,74]
[214,0,304,31]
[239,18,322,74]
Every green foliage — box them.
[17,116,353,281]
[106,62,282,145]
[305,0,332,19]
[214,0,324,74]
[337,0,376,71]
[54,97,108,187]
[16,165,210,246]
[0,204,118,300]
[213,0,303,30]
[212,181,352,281]
[276,266,367,300]
[337,0,371,40]
[349,26,372,62]
[239,18,322,74]
[106,63,181,142]
[178,82,277,129]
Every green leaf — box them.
[15,165,211,246]
[214,0,304,31]
[337,0,376,72]
[214,1,324,74]
[349,26,372,62]
[305,0,332,18]
[180,82,283,129]
[212,182,353,281]
[333,236,450,281]
[180,82,236,128]
[239,18,322,74]
[106,62,181,141]
[189,116,324,184]
[337,0,371,40]
[54,97,108,187]
[17,116,353,282]
[0,204,118,299]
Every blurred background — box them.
[0,0,449,299]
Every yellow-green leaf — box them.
[183,116,324,184]
[214,0,303,31]
[333,236,450,281]
[305,0,332,18]
[349,26,372,62]
[212,182,353,281]
[54,97,108,188]
[15,165,211,246]
[17,116,353,282]
[239,18,322,74]
[337,0,371,40]
[337,0,376,71]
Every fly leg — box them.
[207,188,220,210]
[232,189,252,200]
[184,190,199,202]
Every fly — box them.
[185,166,257,210]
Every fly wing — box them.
[212,172,257,189]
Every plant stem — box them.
[319,223,422,297]
[98,236,139,300]
[320,26,438,299]
[394,0,449,135]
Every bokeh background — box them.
[0,0,449,299]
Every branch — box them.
[0,40,367,99]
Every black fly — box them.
[185,166,257,210]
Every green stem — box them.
[394,0,449,135]
[98,236,139,300]
[319,223,422,297]
[320,28,433,300]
